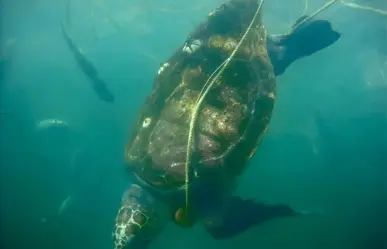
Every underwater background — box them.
[0,0,386,249]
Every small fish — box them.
[61,23,115,103]
[0,58,11,85]
[57,195,74,216]
[35,118,69,131]
[39,195,75,226]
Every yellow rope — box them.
[340,0,387,15]
[184,0,265,211]
[289,0,386,35]
[289,0,340,34]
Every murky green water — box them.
[1,0,386,249]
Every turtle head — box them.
[113,184,168,249]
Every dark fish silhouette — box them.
[0,58,10,86]
[61,23,115,103]
[267,15,341,76]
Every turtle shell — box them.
[125,0,276,190]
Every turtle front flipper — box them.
[113,184,169,249]
[202,197,299,239]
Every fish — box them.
[35,118,69,131]
[0,58,11,86]
[57,195,74,216]
[61,23,115,103]
[40,195,75,226]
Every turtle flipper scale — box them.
[202,197,298,239]
[113,184,169,249]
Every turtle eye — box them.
[142,117,152,128]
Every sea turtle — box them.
[113,1,341,249]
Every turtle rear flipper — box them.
[267,17,341,76]
[202,197,298,239]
